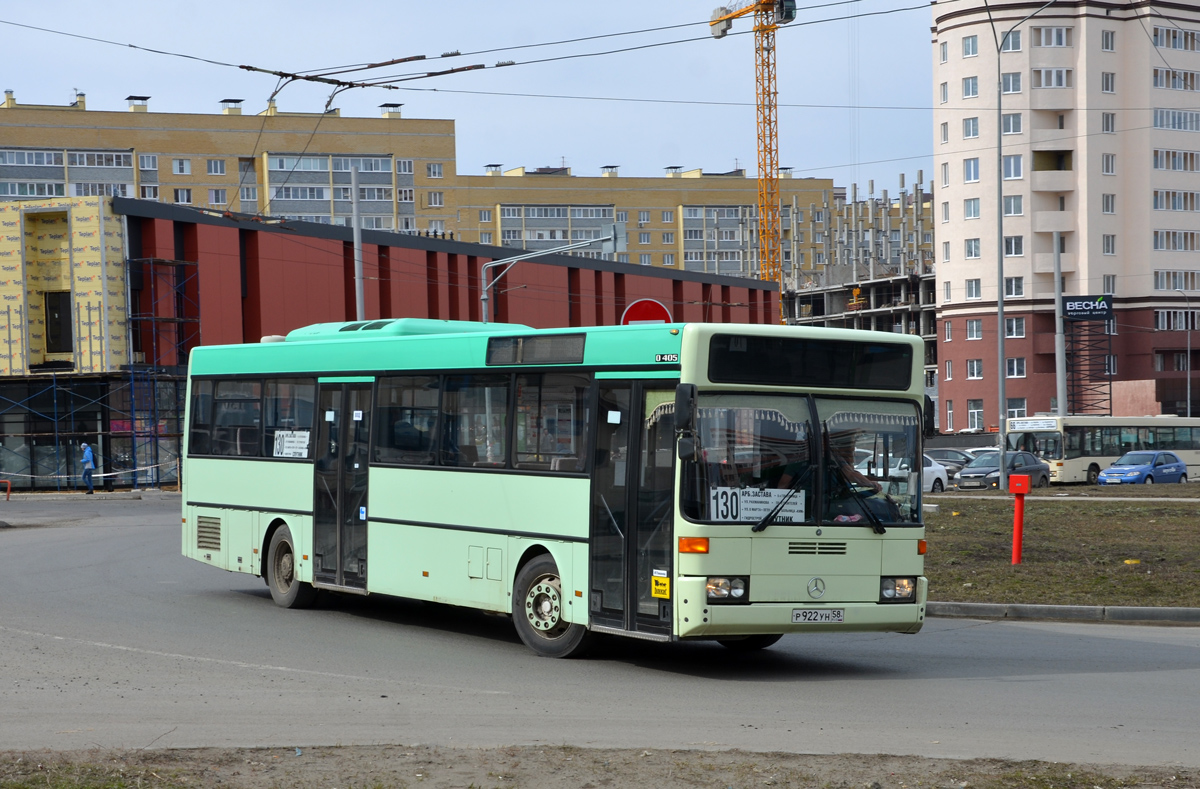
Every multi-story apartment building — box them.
[1,91,830,275]
[933,0,1200,429]
[1,92,454,233]
[454,165,831,277]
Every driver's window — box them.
[813,398,921,524]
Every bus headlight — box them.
[880,577,916,602]
[707,576,749,602]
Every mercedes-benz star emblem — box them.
[807,577,826,599]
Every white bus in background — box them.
[1006,415,1200,484]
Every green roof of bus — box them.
[187,320,925,391]
[188,320,688,377]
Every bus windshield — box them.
[680,394,921,526]
[1008,430,1063,460]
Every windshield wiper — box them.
[752,466,812,533]
[828,460,887,535]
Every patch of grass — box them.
[0,760,188,789]
[925,499,1200,606]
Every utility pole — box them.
[1054,230,1067,415]
[1177,288,1192,417]
[351,166,365,321]
[985,0,1057,492]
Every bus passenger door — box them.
[313,382,373,591]
[589,383,676,638]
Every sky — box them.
[1,1,934,193]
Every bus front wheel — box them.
[513,555,591,658]
[1087,465,1101,485]
[267,525,318,609]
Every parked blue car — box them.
[1097,451,1189,485]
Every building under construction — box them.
[788,176,938,423]
[0,196,780,489]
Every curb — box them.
[4,490,181,503]
[928,600,1200,624]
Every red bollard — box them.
[1009,474,1030,565]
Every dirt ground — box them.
[1,745,1196,789]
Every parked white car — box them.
[919,454,949,493]
[856,453,949,493]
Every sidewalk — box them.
[3,489,180,502]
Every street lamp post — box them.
[1176,288,1192,417]
[984,0,1057,493]
[479,235,615,324]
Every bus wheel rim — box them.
[276,548,294,590]
[525,575,566,638]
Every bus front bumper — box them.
[676,577,927,638]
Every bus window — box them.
[188,380,213,455]
[263,379,316,459]
[1061,427,1080,459]
[815,398,921,525]
[211,381,262,457]
[513,373,590,472]
[374,376,439,465]
[1008,430,1062,460]
[680,394,813,525]
[442,375,509,468]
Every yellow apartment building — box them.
[1,91,833,278]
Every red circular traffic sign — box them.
[620,298,673,325]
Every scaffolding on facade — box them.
[124,256,201,487]
[0,255,200,490]
[1066,319,1113,416]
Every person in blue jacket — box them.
[81,442,95,494]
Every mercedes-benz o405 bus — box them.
[181,320,928,657]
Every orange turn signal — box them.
[917,539,928,555]
[679,537,709,554]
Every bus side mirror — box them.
[677,435,696,461]
[674,383,697,432]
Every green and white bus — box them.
[182,319,929,657]
[1007,414,1200,484]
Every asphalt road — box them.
[1,495,1197,767]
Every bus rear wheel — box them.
[267,525,318,609]
[513,555,591,658]
[1087,465,1101,485]
[718,634,784,652]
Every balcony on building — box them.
[1030,87,1075,111]
[1034,252,1077,274]
[1032,210,1076,233]
[1031,150,1074,194]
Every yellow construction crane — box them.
[710,0,796,322]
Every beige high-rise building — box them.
[933,0,1200,428]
